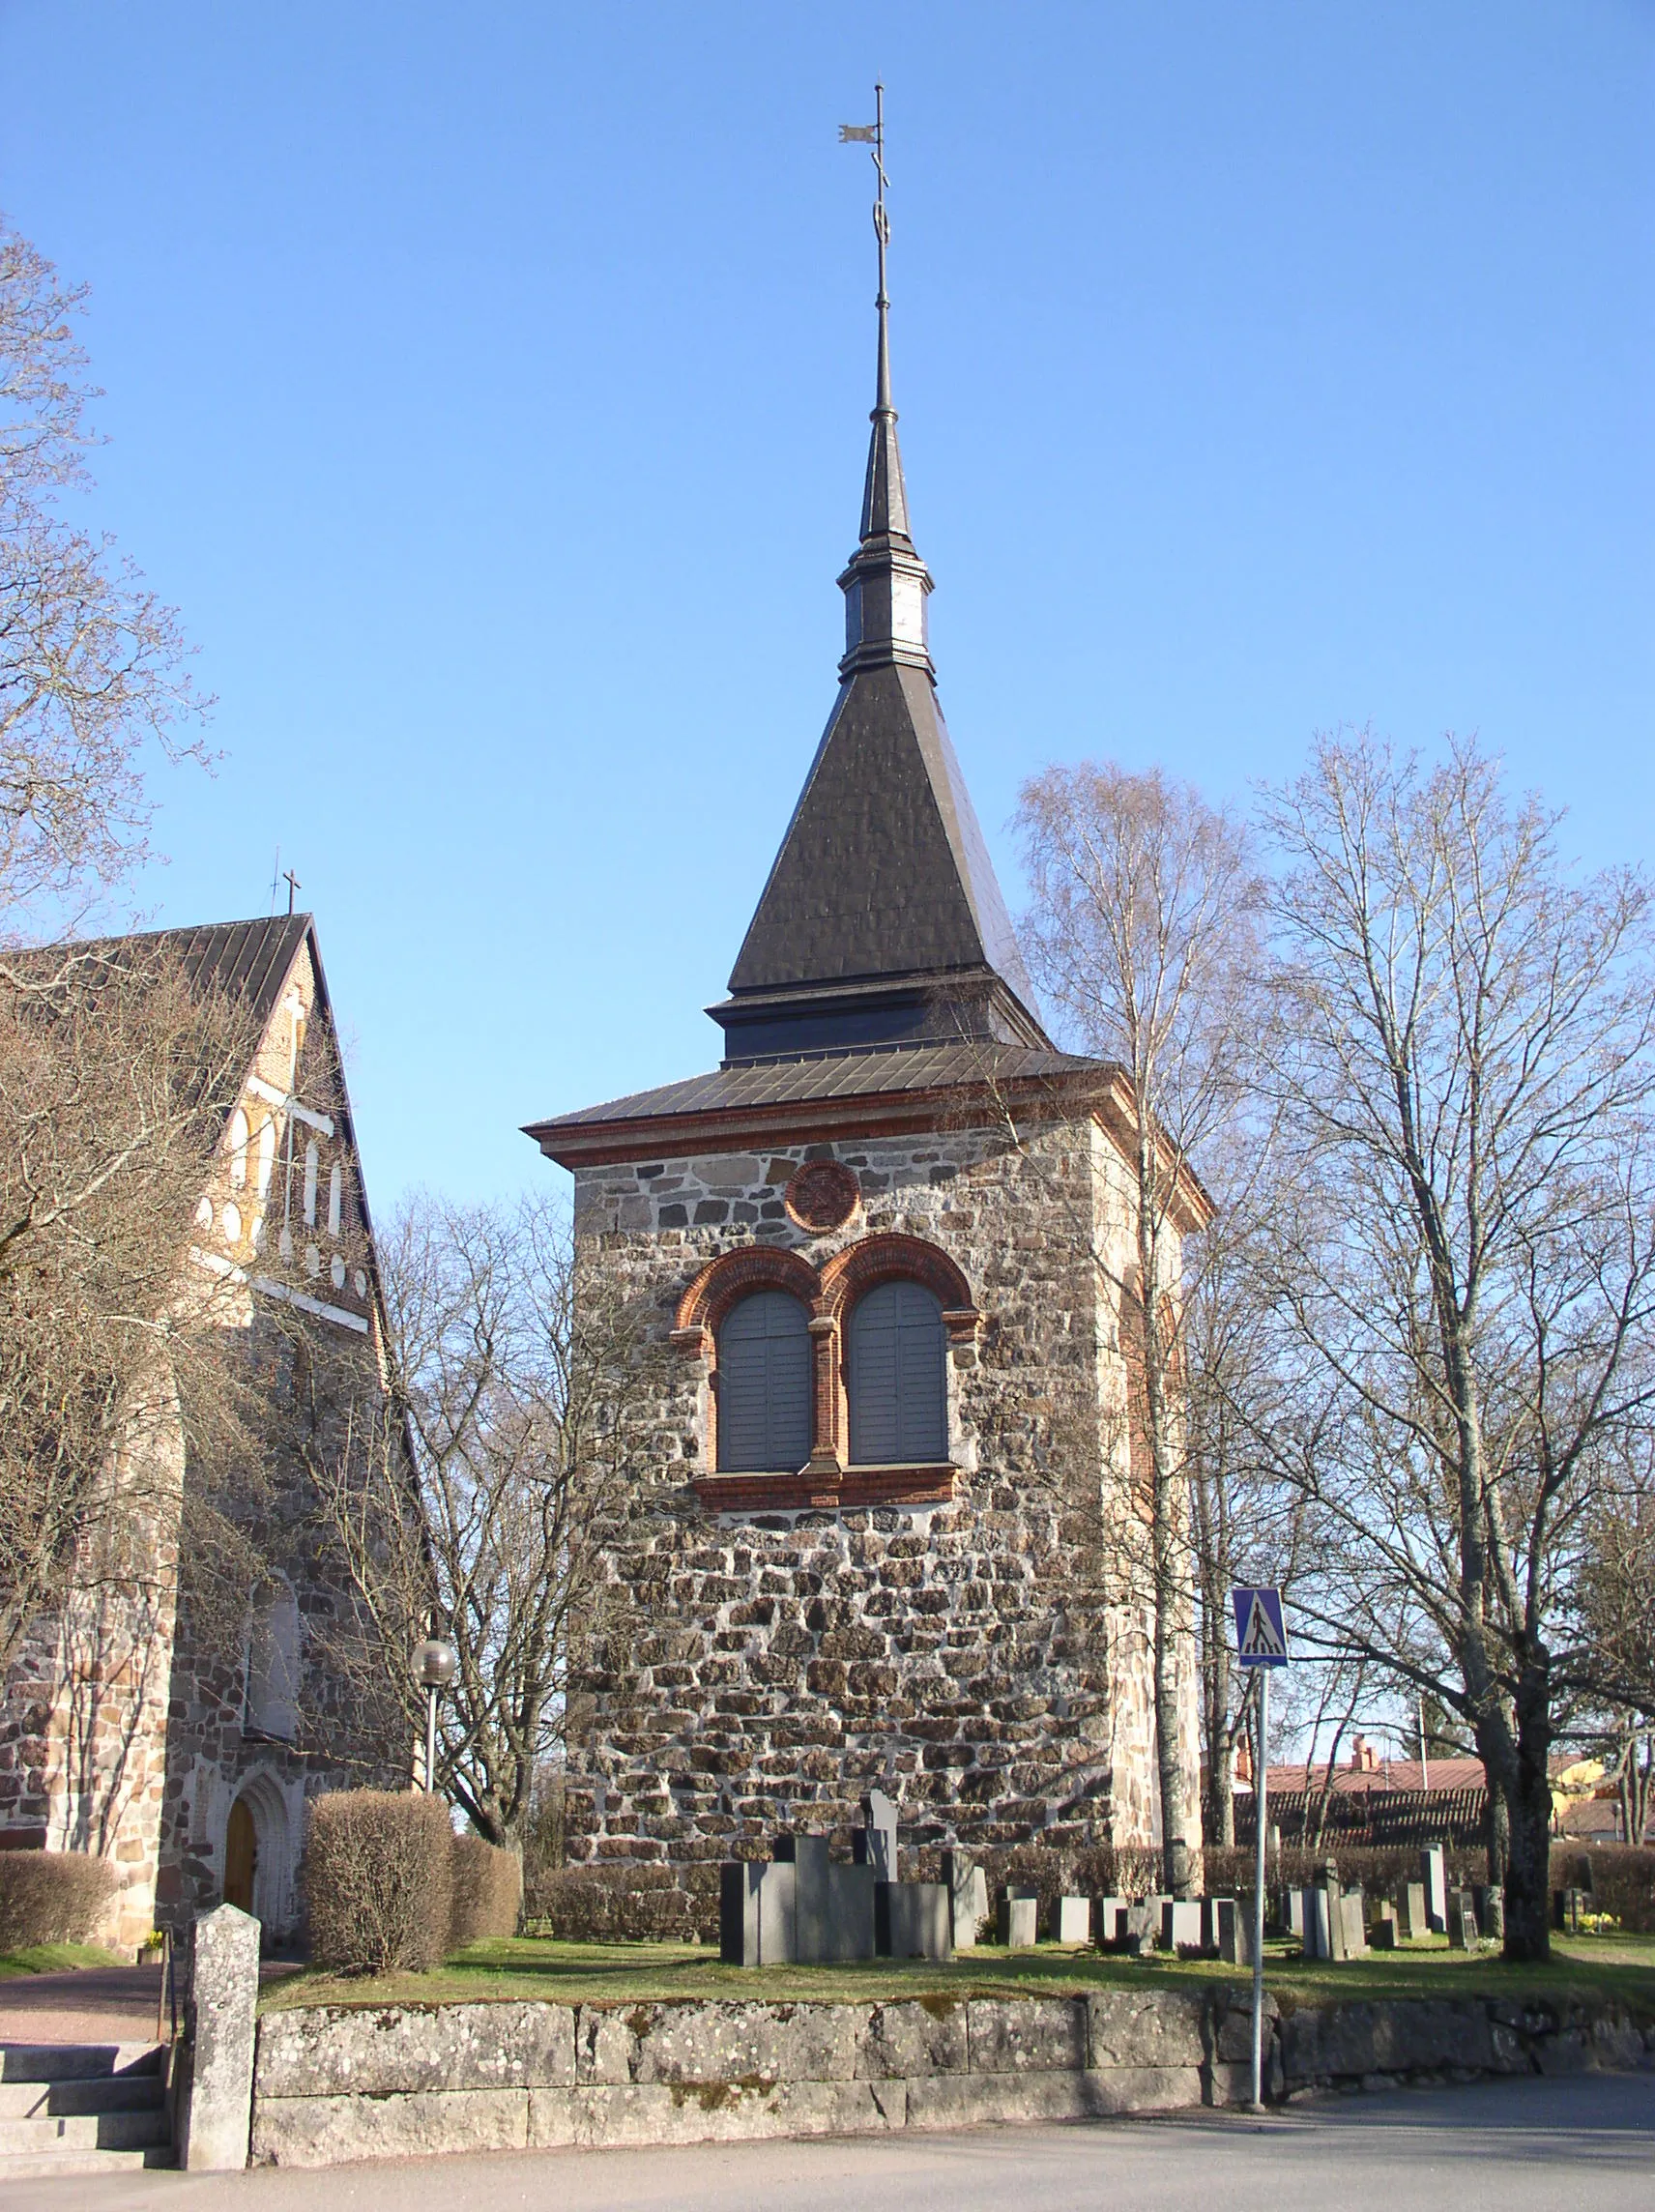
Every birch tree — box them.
[1017,763,1263,1893]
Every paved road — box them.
[7,2073,1652,2211]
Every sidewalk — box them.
[0,1958,300,2047]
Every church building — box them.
[528,255,1204,1888]
[0,915,407,1950]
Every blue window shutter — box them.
[849,1280,946,1465]
[716,1292,811,1472]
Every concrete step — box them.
[0,2108,170,2153]
[0,2075,166,2117]
[0,2042,163,2083]
[0,2145,173,2179]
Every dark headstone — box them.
[720,1859,797,1965]
[854,1790,899,1882]
[998,1887,1038,1947]
[877,1880,950,1960]
[1204,1895,1252,1965]
[774,1833,830,1963]
[1371,1912,1399,1950]
[824,1860,876,1962]
[1446,1889,1477,1949]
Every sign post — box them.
[1233,1586,1289,2110]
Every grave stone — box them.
[774,1833,829,1962]
[998,1888,1038,1948]
[1339,1889,1368,1957]
[1553,1887,1583,1934]
[1420,1846,1448,1934]
[1400,1881,1428,1940]
[1093,1895,1129,1946]
[942,1849,987,1949]
[1307,1886,1334,1962]
[1203,1895,1252,1965]
[1124,1900,1158,1941]
[1284,1886,1307,1942]
[853,1790,899,1882]
[1370,1906,1399,1950]
[1053,1896,1091,1943]
[719,1859,797,1965]
[1160,1899,1204,1951]
[1319,1873,1348,1962]
[825,1859,877,1961]
[877,1880,951,1960]
[1446,1889,1477,1949]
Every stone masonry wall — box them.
[566,1111,1202,1876]
[247,1987,1655,2167]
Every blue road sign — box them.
[1233,1586,1289,1667]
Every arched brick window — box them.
[717,1291,811,1473]
[675,1235,980,1507]
[847,1279,946,1466]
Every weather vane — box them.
[840,83,892,409]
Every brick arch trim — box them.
[674,1245,820,1349]
[817,1232,977,1332]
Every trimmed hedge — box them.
[0,1851,117,1952]
[304,1791,454,1975]
[450,1835,522,1948]
[1553,1844,1655,1932]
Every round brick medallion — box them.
[784,1160,860,1234]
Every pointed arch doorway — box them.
[223,1794,258,1913]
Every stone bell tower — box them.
[527,179,1204,1893]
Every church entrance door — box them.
[223,1794,258,1913]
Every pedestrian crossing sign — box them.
[1233,1586,1289,1667]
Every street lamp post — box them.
[412,1638,456,1794]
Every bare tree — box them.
[1,216,209,935]
[1257,730,1655,1958]
[1016,763,1263,1892]
[0,940,264,1675]
[306,1193,652,1849]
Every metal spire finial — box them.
[840,81,891,418]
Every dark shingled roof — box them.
[117,914,311,1016]
[726,664,1035,1007]
[26,913,313,1021]
[527,1040,1110,1162]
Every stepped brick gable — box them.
[529,232,1203,1879]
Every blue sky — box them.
[3,3,1650,1214]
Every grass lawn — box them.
[0,1941,129,1980]
[261,1928,1655,2021]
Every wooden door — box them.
[223,1795,257,1913]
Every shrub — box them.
[449,1835,522,1948]
[528,1862,714,1943]
[0,1850,116,1952]
[303,1790,454,1974]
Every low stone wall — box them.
[248,1986,1654,2168]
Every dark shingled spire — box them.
[709,209,1046,1065]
